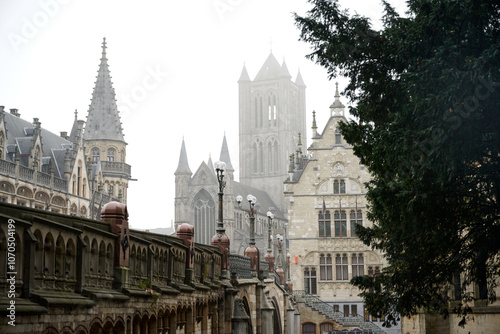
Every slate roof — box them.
[2,112,72,179]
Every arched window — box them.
[319,210,331,237]
[304,267,317,295]
[320,323,334,332]
[352,253,364,277]
[107,148,115,161]
[302,323,316,334]
[193,189,215,245]
[334,210,347,237]
[335,254,348,280]
[320,254,332,280]
[350,210,363,237]
[92,148,100,162]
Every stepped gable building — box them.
[0,200,298,333]
[174,134,288,260]
[284,84,400,334]
[238,52,307,213]
[0,38,131,217]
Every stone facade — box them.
[0,38,131,219]
[0,200,296,333]
[284,84,399,334]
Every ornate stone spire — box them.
[175,138,192,175]
[219,133,234,172]
[330,82,346,117]
[83,38,125,142]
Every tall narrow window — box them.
[334,210,347,237]
[319,211,331,237]
[304,268,317,294]
[335,127,341,144]
[350,210,363,237]
[77,167,81,196]
[336,254,348,280]
[320,254,333,280]
[253,143,258,174]
[334,180,346,194]
[107,148,115,161]
[92,148,100,162]
[352,254,364,277]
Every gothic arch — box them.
[251,137,264,175]
[271,297,282,334]
[266,136,279,174]
[251,91,264,128]
[193,188,215,245]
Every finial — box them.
[270,36,272,53]
[101,37,107,57]
[74,109,78,120]
[312,110,317,129]
[335,82,340,98]
[298,132,302,146]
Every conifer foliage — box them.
[295,0,500,326]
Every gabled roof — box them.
[232,182,286,221]
[83,38,125,142]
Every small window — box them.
[92,148,100,162]
[335,127,341,144]
[107,148,115,162]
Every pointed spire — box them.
[69,109,79,143]
[175,138,192,175]
[254,52,282,81]
[330,82,345,117]
[312,110,318,138]
[238,63,251,82]
[280,59,292,79]
[83,38,125,142]
[295,69,306,87]
[207,153,214,173]
[219,133,234,172]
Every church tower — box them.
[238,52,306,212]
[83,38,131,204]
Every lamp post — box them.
[214,161,226,238]
[237,194,260,277]
[211,161,230,275]
[276,233,285,284]
[264,211,275,272]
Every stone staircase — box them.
[294,291,383,333]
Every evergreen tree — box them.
[295,0,500,326]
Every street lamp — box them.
[211,161,230,275]
[265,211,275,272]
[214,160,226,238]
[237,194,259,276]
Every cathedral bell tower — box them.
[238,52,306,212]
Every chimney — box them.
[60,131,68,139]
[0,106,5,113]
[10,109,20,117]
